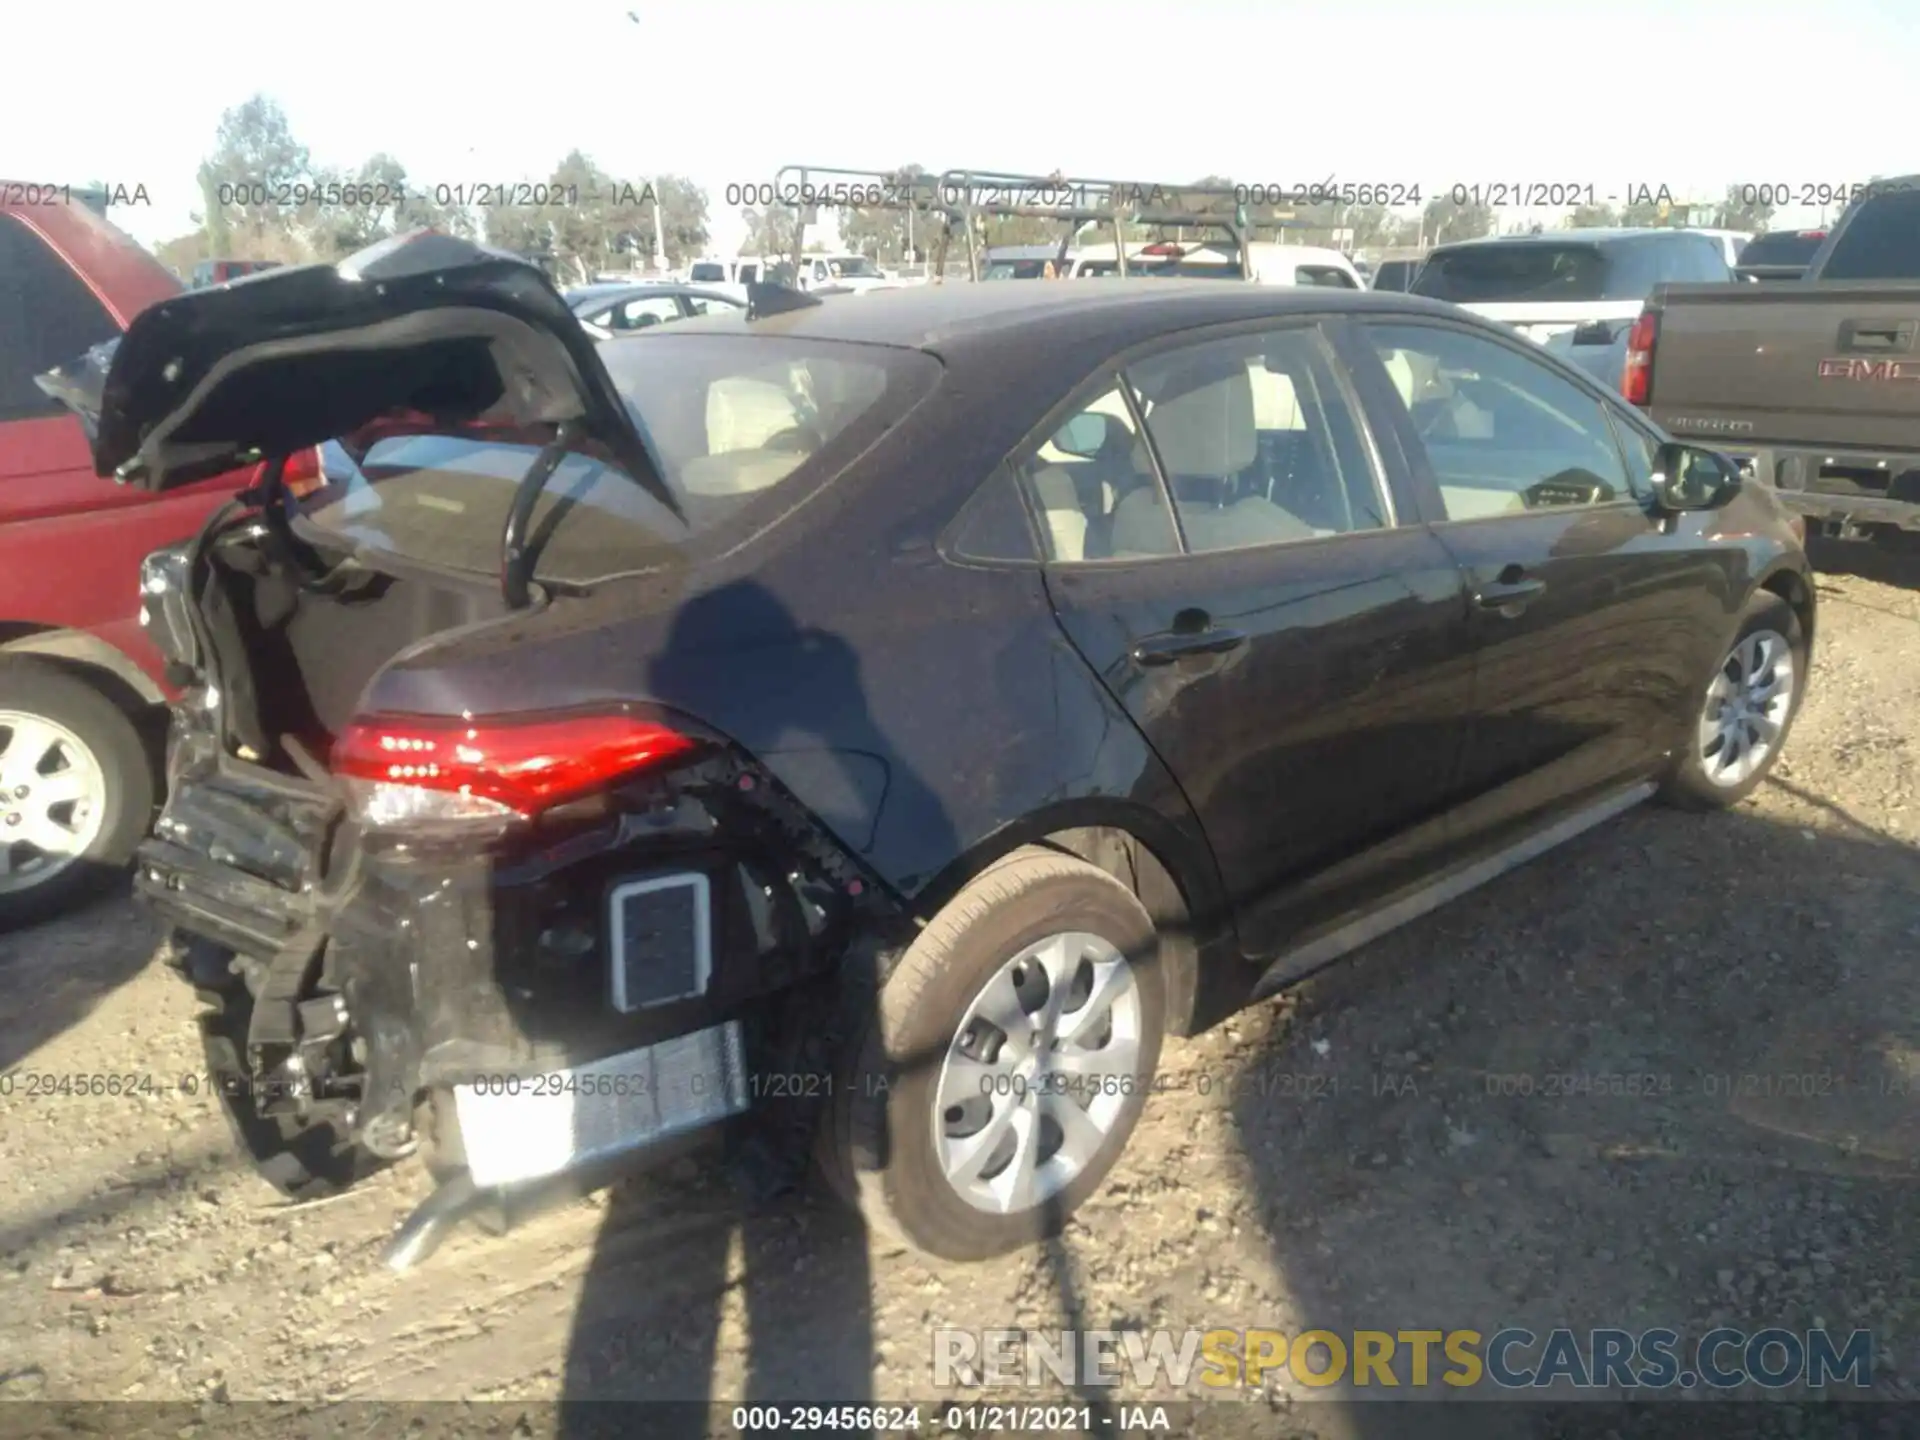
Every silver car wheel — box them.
[933,930,1144,1215]
[1698,628,1795,789]
[0,711,109,894]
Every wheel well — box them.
[1027,826,1212,1038]
[0,623,163,720]
[1760,569,1815,649]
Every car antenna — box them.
[746,280,823,320]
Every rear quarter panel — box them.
[364,336,1228,922]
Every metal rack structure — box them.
[768,165,1310,283]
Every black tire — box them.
[0,657,158,931]
[820,845,1166,1262]
[1659,591,1807,811]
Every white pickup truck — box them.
[1408,227,1735,389]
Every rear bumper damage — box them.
[142,716,891,1264]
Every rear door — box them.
[1023,317,1478,957]
[1351,316,1721,857]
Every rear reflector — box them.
[331,710,699,826]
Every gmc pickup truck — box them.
[1631,177,1920,546]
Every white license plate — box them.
[452,1023,748,1188]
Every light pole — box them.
[626,11,670,272]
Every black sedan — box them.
[57,233,1813,1266]
[565,279,745,333]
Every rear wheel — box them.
[821,846,1165,1261]
[0,658,157,930]
[1660,592,1806,810]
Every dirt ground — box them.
[0,546,1915,1435]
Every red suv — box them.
[0,191,266,927]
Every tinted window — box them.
[300,336,941,583]
[688,262,726,282]
[1365,322,1630,520]
[1295,265,1357,288]
[1014,381,1177,562]
[600,294,684,331]
[946,465,1037,562]
[1818,190,1920,280]
[1372,260,1419,292]
[1413,244,1615,303]
[1737,231,1825,267]
[1126,326,1388,553]
[0,214,122,422]
[1663,235,1733,283]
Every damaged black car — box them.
[51,230,1814,1269]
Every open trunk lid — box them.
[34,228,678,517]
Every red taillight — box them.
[1622,308,1659,406]
[330,710,699,827]
[249,446,324,498]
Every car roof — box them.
[1431,228,1699,251]
[569,282,742,311]
[644,278,1460,357]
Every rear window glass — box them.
[1413,244,1616,303]
[1737,232,1826,267]
[1818,191,1920,280]
[299,336,941,585]
[1295,265,1357,288]
[687,262,726,282]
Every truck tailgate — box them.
[1648,281,1920,453]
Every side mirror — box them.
[1651,442,1742,512]
[1051,413,1110,459]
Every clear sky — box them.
[7,0,1913,252]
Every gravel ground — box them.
[0,551,1914,1436]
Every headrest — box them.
[1147,368,1256,477]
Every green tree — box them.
[1618,197,1668,228]
[1421,194,1493,245]
[1714,184,1776,233]
[837,163,931,262]
[742,205,798,257]
[1569,202,1619,228]
[653,175,710,266]
[194,95,312,262]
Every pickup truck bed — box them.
[1644,281,1920,534]
[1635,180,1920,543]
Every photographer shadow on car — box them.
[556,576,968,1436]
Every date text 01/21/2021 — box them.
[210,180,657,210]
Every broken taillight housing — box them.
[330,710,700,830]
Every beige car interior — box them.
[678,361,886,499]
[1378,345,1526,519]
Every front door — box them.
[1349,317,1722,857]
[1023,319,1478,956]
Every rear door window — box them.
[0,214,121,422]
[300,336,942,584]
